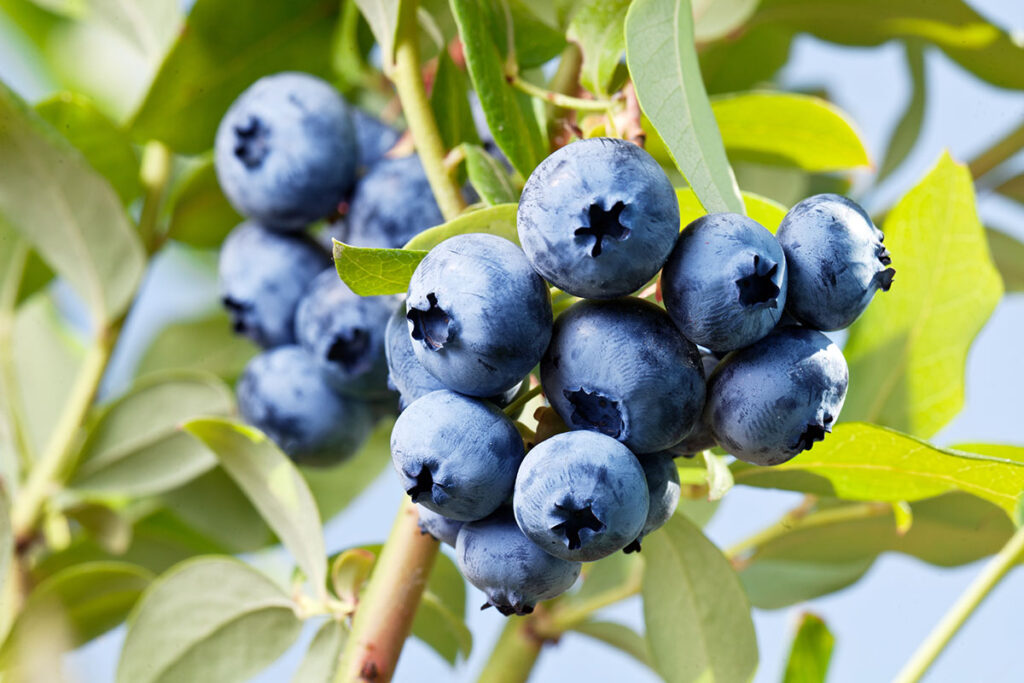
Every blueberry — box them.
[706,326,849,466]
[540,297,705,454]
[237,346,374,466]
[669,353,720,456]
[294,269,394,397]
[513,431,649,561]
[219,221,331,348]
[406,234,552,397]
[517,138,679,299]
[661,213,788,353]
[776,193,895,330]
[342,155,443,248]
[390,390,525,521]
[624,452,681,553]
[416,505,463,547]
[457,508,581,616]
[351,108,401,173]
[215,72,356,229]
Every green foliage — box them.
[411,552,472,663]
[571,620,652,668]
[626,0,744,215]
[136,312,258,383]
[642,514,758,683]
[333,240,429,296]
[302,418,393,523]
[985,227,1024,293]
[117,557,302,683]
[782,613,834,683]
[294,620,346,683]
[843,153,1003,437]
[353,0,401,71]
[430,51,480,150]
[567,0,631,96]
[878,43,926,181]
[404,203,519,249]
[164,158,242,249]
[676,188,787,232]
[462,144,518,205]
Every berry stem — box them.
[507,74,619,113]
[893,522,1024,683]
[477,615,546,683]
[967,119,1024,181]
[390,1,466,221]
[335,499,440,683]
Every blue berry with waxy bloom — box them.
[341,155,443,249]
[669,353,720,456]
[624,453,681,553]
[513,430,649,562]
[706,326,849,466]
[540,297,705,454]
[219,221,331,348]
[406,234,552,397]
[517,137,680,299]
[215,72,356,230]
[776,193,895,331]
[390,390,525,521]
[294,269,394,397]
[237,346,374,466]
[457,508,581,616]
[351,108,401,173]
[661,213,788,353]
[416,505,463,547]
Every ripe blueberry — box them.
[406,234,552,397]
[513,431,649,562]
[215,72,356,229]
[237,346,374,465]
[416,504,463,547]
[219,221,330,348]
[351,108,400,173]
[517,138,680,299]
[624,452,681,553]
[670,353,720,456]
[457,508,581,616]
[661,213,788,353]
[707,326,849,466]
[384,303,447,409]
[777,193,895,330]
[540,297,705,454]
[390,390,525,521]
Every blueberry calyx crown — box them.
[233,116,271,170]
[735,254,781,308]
[564,388,623,439]
[326,328,371,372]
[221,296,251,334]
[574,201,630,257]
[622,539,642,554]
[550,501,605,550]
[408,293,452,351]
[481,601,534,617]
[794,414,834,453]
[405,466,435,502]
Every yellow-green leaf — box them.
[332,240,428,296]
[782,613,834,683]
[676,188,786,231]
[404,204,519,250]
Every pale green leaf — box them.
[354,0,401,70]
[183,418,328,599]
[404,203,519,249]
[732,423,1024,515]
[558,552,642,620]
[332,240,427,296]
[292,620,345,683]
[711,92,871,171]
[642,514,758,683]
[676,188,786,232]
[0,79,145,323]
[984,227,1024,293]
[843,153,1003,437]
[741,556,874,609]
[165,157,242,250]
[567,0,631,96]
[462,145,517,205]
[572,620,652,668]
[692,0,760,42]
[626,0,744,215]
[136,312,258,383]
[878,42,926,182]
[702,451,733,501]
[87,0,182,66]
[70,373,233,498]
[430,51,480,150]
[782,613,834,683]
[117,557,302,683]
[411,552,471,664]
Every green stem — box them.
[390,1,465,221]
[335,499,440,682]
[0,242,36,475]
[968,120,1024,180]
[138,141,173,253]
[503,384,543,417]
[507,74,617,112]
[477,616,546,683]
[893,523,1024,683]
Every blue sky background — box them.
[3,0,1024,680]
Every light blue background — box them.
[3,0,1024,680]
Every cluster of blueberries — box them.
[212,72,894,618]
[215,72,444,464]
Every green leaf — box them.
[117,557,302,683]
[293,619,346,683]
[702,451,733,501]
[404,203,519,250]
[567,0,631,96]
[572,620,652,668]
[506,0,568,68]
[430,51,480,151]
[752,0,1024,91]
[843,153,1003,437]
[131,0,340,154]
[183,418,328,599]
[35,93,141,205]
[353,0,401,70]
[676,188,786,232]
[740,555,874,609]
[0,79,145,323]
[711,92,871,171]
[692,0,760,42]
[411,551,470,664]
[626,0,744,215]
[732,423,1024,515]
[69,373,233,498]
[700,24,793,95]
[642,514,758,683]
[302,418,393,523]
[332,240,427,296]
[86,0,182,66]
[136,312,258,383]
[450,0,547,178]
[878,42,926,182]
[165,157,243,249]
[462,145,518,205]
[984,227,1024,293]
[782,613,834,683]
[0,486,11,621]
